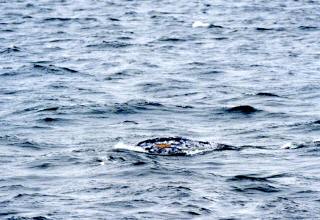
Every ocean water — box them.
[1,0,320,219]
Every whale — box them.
[136,137,214,156]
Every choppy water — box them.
[1,0,320,219]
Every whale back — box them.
[136,137,211,156]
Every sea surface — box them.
[1,0,320,219]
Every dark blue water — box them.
[1,0,320,219]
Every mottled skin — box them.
[136,137,212,156]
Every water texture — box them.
[0,0,320,219]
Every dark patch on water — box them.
[158,37,188,42]
[227,175,271,182]
[299,26,318,30]
[175,105,194,109]
[184,211,201,216]
[132,161,147,166]
[38,107,59,112]
[109,17,120,22]
[213,37,228,40]
[256,27,275,31]
[255,92,279,97]
[123,120,138,124]
[7,216,50,220]
[208,24,224,29]
[41,117,57,122]
[226,105,260,114]
[29,162,52,169]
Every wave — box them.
[232,183,281,193]
[87,40,132,49]
[255,92,280,97]
[0,64,80,77]
[0,135,53,150]
[4,216,50,220]
[281,140,320,150]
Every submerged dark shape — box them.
[256,92,279,97]
[136,137,212,156]
[208,24,223,28]
[227,105,259,114]
[42,117,56,122]
[256,27,275,31]
[38,107,59,112]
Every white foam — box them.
[184,148,205,155]
[114,142,217,156]
[281,142,298,149]
[114,142,147,153]
[192,21,210,28]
